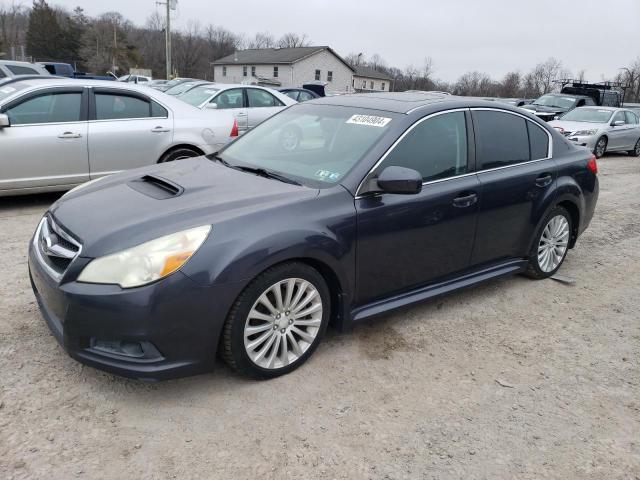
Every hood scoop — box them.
[127,175,184,200]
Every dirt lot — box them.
[0,154,639,480]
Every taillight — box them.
[587,155,598,174]
[230,119,238,138]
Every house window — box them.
[222,66,227,77]
[273,66,279,78]
[251,66,256,77]
[381,82,385,91]
[352,78,355,87]
[327,71,333,82]
[370,81,374,90]
[362,80,366,89]
[243,66,247,77]
[315,69,321,81]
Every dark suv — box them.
[29,93,599,380]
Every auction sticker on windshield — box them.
[346,114,392,128]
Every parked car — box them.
[179,84,296,133]
[118,74,152,84]
[0,77,236,196]
[278,87,320,102]
[165,80,211,96]
[549,107,640,158]
[0,60,50,78]
[28,93,599,380]
[150,77,197,92]
[520,93,596,121]
[37,62,116,81]
[487,97,533,107]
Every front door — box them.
[211,88,248,133]
[0,88,89,191]
[355,110,479,305]
[469,109,557,265]
[87,89,173,177]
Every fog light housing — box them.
[89,339,162,360]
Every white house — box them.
[211,46,355,93]
[352,65,394,93]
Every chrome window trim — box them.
[355,107,555,199]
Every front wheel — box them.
[594,136,607,159]
[524,206,572,279]
[220,262,330,379]
[627,138,640,157]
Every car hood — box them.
[521,104,569,114]
[547,120,605,133]
[50,158,319,258]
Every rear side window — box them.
[528,122,549,160]
[379,111,468,182]
[625,111,638,124]
[0,68,5,78]
[473,110,530,170]
[213,88,245,109]
[5,92,82,125]
[151,101,168,118]
[95,93,150,120]
[247,88,284,108]
[7,65,39,75]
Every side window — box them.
[247,89,283,108]
[473,110,530,170]
[576,99,585,107]
[151,101,168,118]
[612,111,626,124]
[7,65,39,75]
[0,67,5,78]
[5,92,82,125]
[95,93,151,120]
[213,88,245,109]
[527,122,549,160]
[284,91,299,101]
[625,111,638,124]
[378,111,468,182]
[298,91,315,102]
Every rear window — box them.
[7,65,40,75]
[0,82,30,103]
[473,110,530,170]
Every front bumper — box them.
[28,242,245,381]
[566,134,597,151]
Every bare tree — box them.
[276,32,309,48]
[530,57,564,94]
[500,71,521,97]
[245,31,275,49]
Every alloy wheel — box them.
[243,278,322,369]
[635,140,640,157]
[595,138,607,158]
[537,215,570,273]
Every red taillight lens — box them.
[587,155,598,174]
[230,119,239,137]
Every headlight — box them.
[572,129,598,136]
[78,225,211,288]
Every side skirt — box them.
[350,259,528,324]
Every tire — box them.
[593,136,607,159]
[627,138,640,157]
[220,262,330,379]
[524,206,572,280]
[158,147,201,163]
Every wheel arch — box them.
[157,144,205,163]
[556,199,580,248]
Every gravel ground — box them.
[1,154,639,480]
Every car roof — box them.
[575,106,623,112]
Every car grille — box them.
[35,215,82,279]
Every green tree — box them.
[26,0,64,60]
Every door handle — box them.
[235,112,248,117]
[535,174,553,188]
[58,132,81,139]
[151,127,170,133]
[452,192,478,208]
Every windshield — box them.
[0,82,30,103]
[217,104,397,187]
[166,82,204,96]
[180,85,220,106]
[534,95,577,109]
[559,108,613,123]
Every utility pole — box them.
[157,0,177,79]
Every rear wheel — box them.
[594,136,607,159]
[158,147,201,163]
[627,138,640,157]
[525,206,572,279]
[220,262,330,379]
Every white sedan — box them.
[0,77,236,196]
[178,84,296,134]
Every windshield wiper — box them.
[233,166,302,186]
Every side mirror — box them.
[377,166,422,195]
[205,103,218,110]
[612,120,625,127]
[0,113,10,128]
[553,115,560,120]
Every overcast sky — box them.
[45,0,640,81]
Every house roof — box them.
[212,46,355,71]
[353,65,393,81]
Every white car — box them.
[179,84,296,134]
[0,77,236,196]
[0,60,50,78]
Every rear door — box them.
[470,109,556,265]
[210,88,248,133]
[246,88,286,130]
[0,87,89,191]
[355,110,480,305]
[625,111,640,149]
[87,88,173,177]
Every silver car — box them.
[549,107,640,158]
[0,60,50,78]
[0,77,236,196]
[179,83,296,134]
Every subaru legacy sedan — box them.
[549,107,640,158]
[29,93,599,380]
